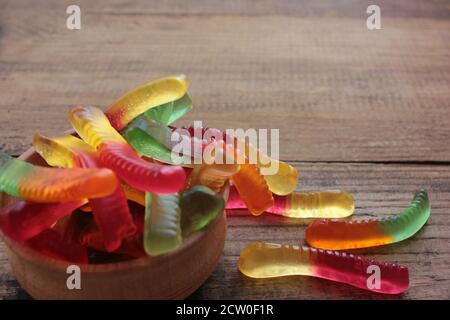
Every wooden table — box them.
[1,0,449,299]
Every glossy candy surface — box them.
[79,222,145,258]
[0,151,115,202]
[0,200,84,241]
[240,141,298,196]
[226,185,354,218]
[239,242,409,294]
[231,164,274,216]
[69,106,186,194]
[33,134,137,252]
[186,141,240,192]
[105,75,189,130]
[305,190,430,250]
[27,229,88,264]
[180,186,225,236]
[144,93,192,125]
[144,192,182,256]
[123,126,186,165]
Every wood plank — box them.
[1,1,449,161]
[1,162,449,299]
[191,162,450,300]
[0,0,449,300]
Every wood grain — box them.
[0,0,449,300]
[1,0,449,161]
[1,162,449,300]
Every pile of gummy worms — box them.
[0,75,430,295]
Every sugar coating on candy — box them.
[239,242,409,294]
[226,185,355,218]
[305,190,430,250]
[231,164,274,216]
[144,192,182,256]
[105,75,189,130]
[180,185,225,236]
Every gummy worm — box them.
[144,93,192,125]
[26,229,88,264]
[0,200,85,241]
[68,106,186,194]
[144,192,182,256]
[33,133,137,252]
[105,75,189,130]
[180,185,225,237]
[239,242,409,294]
[231,163,274,216]
[0,150,116,203]
[305,190,430,250]
[226,185,354,218]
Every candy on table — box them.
[237,140,299,196]
[33,133,137,252]
[0,200,85,241]
[26,229,88,264]
[230,163,274,216]
[144,192,182,256]
[105,75,189,130]
[0,150,116,203]
[144,93,192,125]
[226,185,354,218]
[239,242,409,294]
[305,189,430,250]
[68,106,186,194]
[180,186,225,237]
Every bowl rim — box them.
[0,146,229,273]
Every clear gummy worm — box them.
[305,189,430,250]
[239,242,409,294]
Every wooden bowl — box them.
[0,148,228,299]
